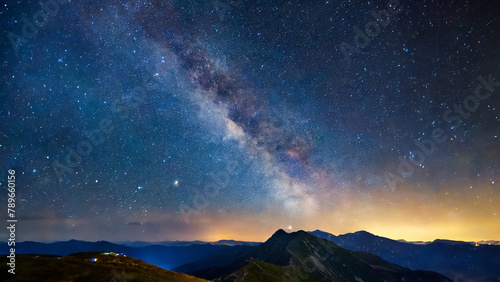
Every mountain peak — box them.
[354,230,373,236]
[274,229,288,235]
[268,229,310,241]
[269,229,290,239]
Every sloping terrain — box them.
[0,240,251,270]
[310,229,500,281]
[0,252,209,282]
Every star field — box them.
[1,0,499,242]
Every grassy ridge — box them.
[0,252,209,282]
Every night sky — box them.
[1,0,499,243]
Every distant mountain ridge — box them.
[0,239,252,270]
[3,230,499,281]
[116,239,261,247]
[308,229,500,281]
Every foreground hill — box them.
[0,252,209,282]
[310,229,500,281]
[0,240,252,270]
[176,229,452,282]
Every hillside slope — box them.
[310,229,500,281]
[0,252,209,282]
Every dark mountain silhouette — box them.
[0,252,208,282]
[175,229,452,281]
[0,240,252,270]
[5,229,498,281]
[117,239,261,247]
[309,229,500,281]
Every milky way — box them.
[1,0,500,242]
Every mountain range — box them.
[116,240,261,248]
[175,229,451,281]
[308,229,500,281]
[2,229,499,281]
[0,239,253,270]
[1,230,452,282]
